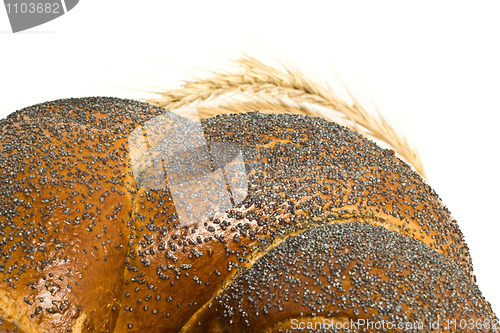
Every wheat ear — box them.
[144,55,426,178]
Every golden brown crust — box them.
[114,110,488,332]
[183,222,495,332]
[0,97,165,332]
[0,97,496,332]
[0,310,26,333]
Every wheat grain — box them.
[144,55,426,178]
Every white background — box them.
[1,0,499,316]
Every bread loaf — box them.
[0,97,496,332]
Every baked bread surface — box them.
[0,97,496,332]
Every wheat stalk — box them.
[144,55,426,178]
